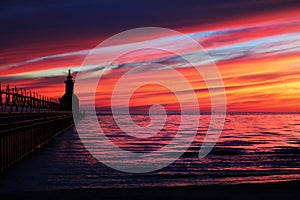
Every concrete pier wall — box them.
[0,112,74,173]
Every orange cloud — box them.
[1,6,300,113]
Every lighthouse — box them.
[59,69,79,112]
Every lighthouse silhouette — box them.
[59,69,79,112]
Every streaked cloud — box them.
[1,1,300,112]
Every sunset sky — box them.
[1,0,300,112]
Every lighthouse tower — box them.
[59,69,79,112]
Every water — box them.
[1,113,300,193]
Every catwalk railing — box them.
[0,112,75,173]
[0,82,76,173]
[0,82,59,112]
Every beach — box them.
[1,180,299,200]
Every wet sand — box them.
[1,180,299,200]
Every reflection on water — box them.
[1,113,300,193]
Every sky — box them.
[1,0,300,112]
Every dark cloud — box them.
[1,75,65,87]
[1,0,300,50]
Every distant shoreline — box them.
[1,180,299,200]
[94,111,300,115]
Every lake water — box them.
[1,113,300,193]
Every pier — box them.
[0,71,80,173]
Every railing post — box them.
[0,83,61,113]
[0,82,2,112]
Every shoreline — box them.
[1,180,299,200]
